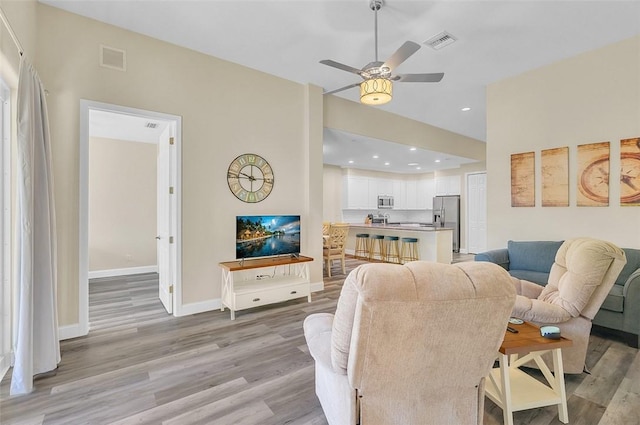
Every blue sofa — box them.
[475,240,640,348]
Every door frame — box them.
[0,77,11,378]
[465,171,487,255]
[77,100,182,337]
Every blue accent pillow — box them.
[508,240,563,273]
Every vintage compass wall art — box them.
[577,141,610,207]
[620,137,640,206]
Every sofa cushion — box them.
[331,270,360,373]
[509,269,550,286]
[600,285,624,313]
[616,248,640,285]
[508,240,563,274]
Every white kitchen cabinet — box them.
[405,180,417,209]
[435,175,461,196]
[343,176,372,209]
[368,178,379,208]
[377,178,393,196]
[416,178,434,209]
[392,180,406,209]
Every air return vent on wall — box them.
[424,31,457,50]
[100,44,126,71]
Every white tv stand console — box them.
[218,255,313,320]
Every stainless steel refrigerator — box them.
[433,195,460,253]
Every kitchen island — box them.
[346,223,453,264]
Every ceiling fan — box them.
[320,0,444,106]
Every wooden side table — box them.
[484,321,573,425]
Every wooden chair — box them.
[323,223,350,277]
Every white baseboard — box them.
[176,298,222,317]
[58,323,87,341]
[88,265,158,279]
[0,352,13,381]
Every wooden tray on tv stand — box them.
[218,254,313,272]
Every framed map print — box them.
[541,147,569,207]
[511,152,535,207]
[577,142,610,206]
[620,137,640,206]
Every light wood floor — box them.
[1,257,639,425]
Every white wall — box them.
[33,4,323,326]
[487,35,640,249]
[88,137,156,272]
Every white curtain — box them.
[11,57,59,395]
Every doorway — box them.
[78,100,181,337]
[466,171,487,254]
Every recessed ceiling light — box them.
[373,155,379,159]
[435,159,441,163]
[416,167,422,170]
[348,160,354,164]
[384,162,390,166]
[408,162,418,166]
[461,107,471,112]
[409,147,417,151]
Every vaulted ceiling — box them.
[42,0,640,172]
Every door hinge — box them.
[169,137,175,145]
[169,284,174,294]
[169,186,174,194]
[169,236,174,244]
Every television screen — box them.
[236,215,301,260]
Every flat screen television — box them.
[236,215,301,260]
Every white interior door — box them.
[467,172,487,254]
[157,125,173,314]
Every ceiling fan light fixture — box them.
[360,78,392,105]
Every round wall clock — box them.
[578,154,610,204]
[227,153,274,203]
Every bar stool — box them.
[369,234,385,262]
[384,235,401,264]
[354,233,370,260]
[400,237,419,264]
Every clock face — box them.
[620,152,640,204]
[227,154,274,203]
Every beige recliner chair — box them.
[303,261,516,425]
[510,237,627,374]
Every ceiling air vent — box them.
[145,122,158,129]
[424,31,457,50]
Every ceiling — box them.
[43,0,640,172]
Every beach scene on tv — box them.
[236,215,301,259]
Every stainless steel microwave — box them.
[378,195,394,209]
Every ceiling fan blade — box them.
[393,72,444,83]
[319,60,363,76]
[382,41,421,71]
[323,82,361,95]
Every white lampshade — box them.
[360,78,392,105]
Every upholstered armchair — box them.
[510,237,626,374]
[303,261,516,425]
[323,223,349,277]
